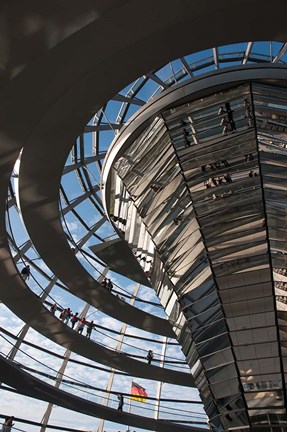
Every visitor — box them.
[59,308,67,321]
[204,180,211,189]
[64,308,72,324]
[218,106,226,115]
[77,318,86,334]
[1,416,14,432]
[220,116,231,135]
[183,128,190,137]
[21,265,30,281]
[70,312,79,329]
[217,177,223,186]
[86,320,94,339]
[225,102,236,132]
[224,172,232,184]
[106,279,113,292]
[245,153,254,162]
[117,394,124,411]
[101,277,108,288]
[184,137,191,147]
[244,98,253,126]
[50,303,57,315]
[146,349,154,365]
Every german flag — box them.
[131,381,148,403]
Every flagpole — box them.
[127,385,132,432]
[129,396,132,415]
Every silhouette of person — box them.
[70,312,79,329]
[101,277,108,288]
[2,416,15,432]
[146,349,154,364]
[21,265,30,281]
[106,279,113,292]
[50,303,57,315]
[86,320,94,339]
[77,318,86,334]
[117,394,124,411]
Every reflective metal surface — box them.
[105,81,287,430]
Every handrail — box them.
[0,335,205,421]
